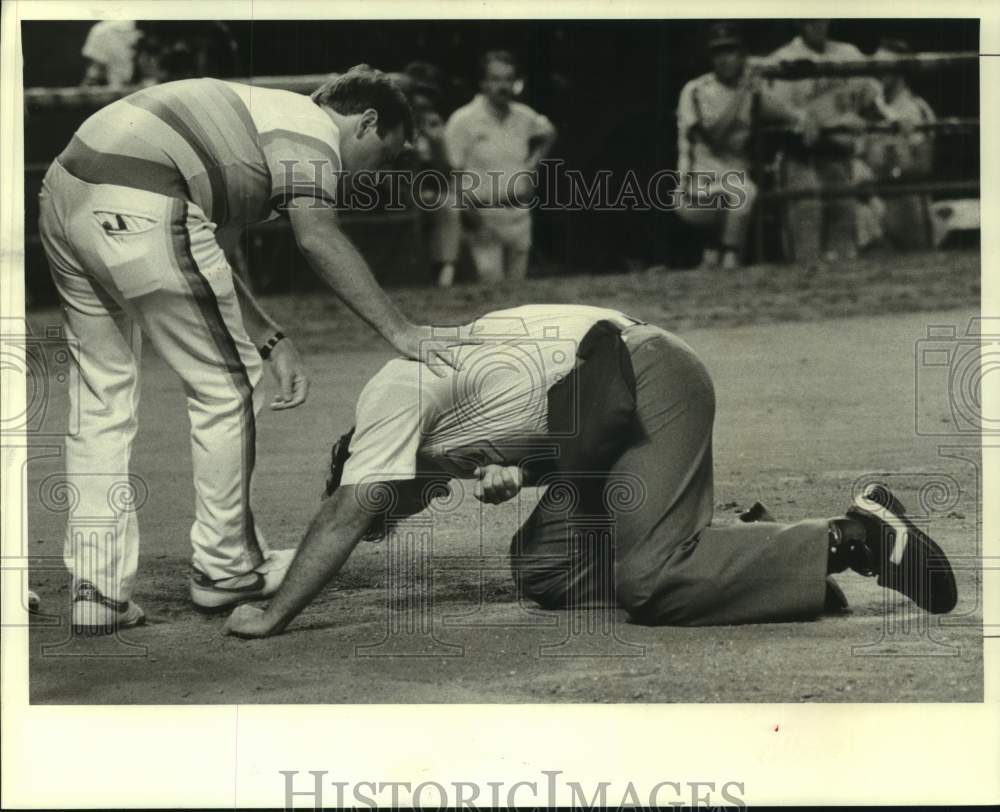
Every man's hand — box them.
[393,324,479,378]
[267,338,309,410]
[473,464,524,504]
[223,604,274,638]
[501,171,537,206]
[894,115,917,138]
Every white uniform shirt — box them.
[764,35,878,124]
[444,95,555,206]
[339,305,636,485]
[676,70,801,176]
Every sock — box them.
[826,517,868,574]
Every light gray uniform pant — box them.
[511,324,831,625]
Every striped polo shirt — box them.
[57,78,342,228]
[339,304,638,486]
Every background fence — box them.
[746,52,980,261]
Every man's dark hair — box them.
[324,426,356,498]
[479,50,519,80]
[311,64,415,142]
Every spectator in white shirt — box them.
[80,20,139,87]
[444,51,557,283]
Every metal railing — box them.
[746,52,979,79]
[746,51,979,261]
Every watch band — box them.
[258,331,286,360]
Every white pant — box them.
[677,177,758,254]
[38,160,269,601]
[468,208,532,283]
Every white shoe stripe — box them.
[855,493,910,565]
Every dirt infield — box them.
[25,253,983,703]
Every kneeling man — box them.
[225,304,958,636]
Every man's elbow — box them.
[294,231,327,261]
[293,221,344,261]
[320,484,377,530]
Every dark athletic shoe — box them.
[846,484,958,614]
[72,581,146,635]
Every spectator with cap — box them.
[401,62,463,288]
[444,50,557,283]
[676,22,817,271]
[765,20,882,265]
[862,37,937,251]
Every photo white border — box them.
[2,0,997,807]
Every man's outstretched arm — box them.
[287,200,470,375]
[223,484,374,638]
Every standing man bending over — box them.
[39,65,467,632]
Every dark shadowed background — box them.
[21,18,979,297]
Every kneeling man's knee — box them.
[511,558,568,609]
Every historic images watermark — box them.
[0,318,78,438]
[914,316,1000,438]
[280,769,747,809]
[275,160,752,214]
[910,316,994,646]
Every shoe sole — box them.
[191,553,296,613]
[191,592,269,615]
[71,615,146,636]
[190,569,273,614]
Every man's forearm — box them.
[259,487,373,635]
[296,221,412,346]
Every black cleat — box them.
[846,484,958,614]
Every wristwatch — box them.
[258,331,286,360]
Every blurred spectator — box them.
[134,21,239,84]
[444,50,557,283]
[403,61,445,114]
[676,23,817,271]
[851,156,885,252]
[80,21,140,87]
[401,62,463,288]
[765,20,881,265]
[863,38,936,250]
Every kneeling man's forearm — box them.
[251,486,373,636]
